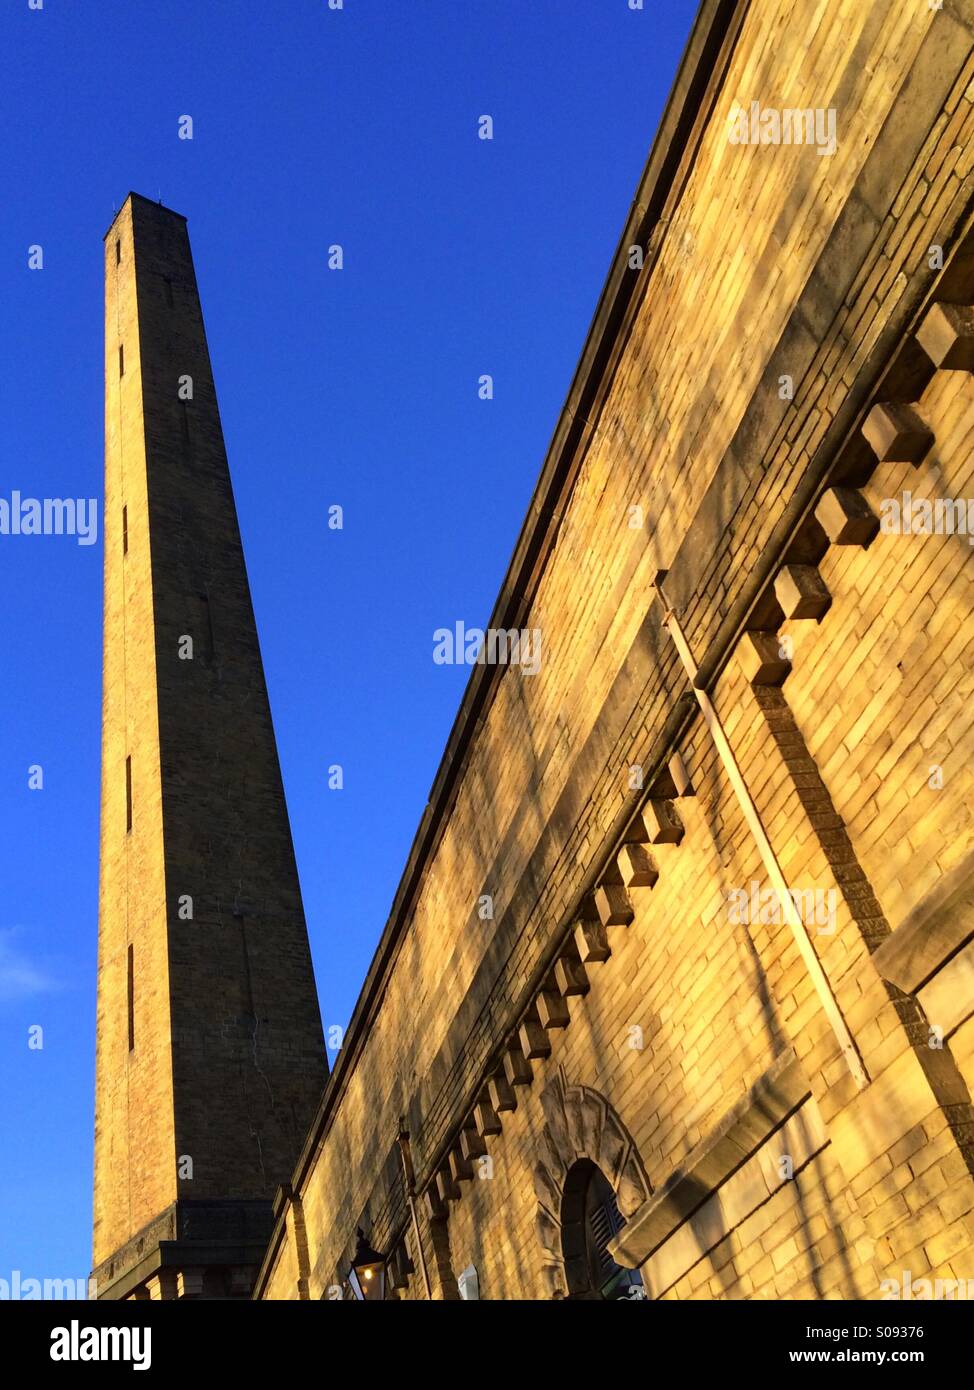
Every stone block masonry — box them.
[93,194,327,1301]
[253,0,974,1301]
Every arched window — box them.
[561,1159,645,1300]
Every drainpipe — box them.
[655,578,868,1092]
[397,1124,433,1299]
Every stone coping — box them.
[872,849,974,995]
[610,1047,809,1267]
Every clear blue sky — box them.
[0,0,698,1285]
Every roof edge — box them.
[283,0,748,1216]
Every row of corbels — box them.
[424,755,696,1217]
[735,299,969,686]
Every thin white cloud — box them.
[0,929,59,1003]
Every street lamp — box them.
[348,1228,386,1301]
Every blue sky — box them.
[0,0,698,1285]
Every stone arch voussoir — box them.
[532,1069,652,1297]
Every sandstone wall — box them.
[258,0,974,1300]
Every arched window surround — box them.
[533,1069,653,1299]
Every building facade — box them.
[253,0,974,1300]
